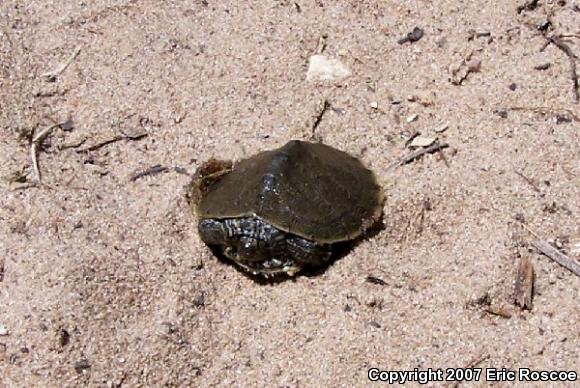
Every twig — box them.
[532,240,580,277]
[41,46,81,82]
[543,36,579,102]
[516,220,580,277]
[514,169,541,193]
[76,132,147,153]
[129,164,169,182]
[389,142,449,169]
[59,138,86,150]
[509,106,579,121]
[438,147,450,168]
[30,122,62,182]
[311,99,330,139]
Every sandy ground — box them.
[1,1,579,387]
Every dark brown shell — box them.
[198,140,383,243]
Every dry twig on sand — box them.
[516,220,580,277]
[542,35,579,102]
[30,122,64,183]
[514,169,541,193]
[509,106,579,121]
[76,132,148,153]
[531,240,580,277]
[41,46,81,82]
[310,99,330,140]
[129,164,170,182]
[389,142,449,170]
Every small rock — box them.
[534,63,551,71]
[0,324,8,336]
[398,27,424,44]
[417,91,436,106]
[466,59,481,72]
[60,118,74,131]
[306,55,351,82]
[406,113,418,123]
[509,83,517,91]
[74,359,91,374]
[409,136,436,148]
[370,101,378,109]
[434,123,449,133]
[58,329,70,347]
[193,292,205,307]
[493,109,508,119]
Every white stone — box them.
[306,55,350,82]
[409,136,436,148]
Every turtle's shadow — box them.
[208,214,386,285]
[302,213,386,279]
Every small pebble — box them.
[434,123,449,133]
[406,113,418,123]
[534,63,551,71]
[398,27,424,44]
[409,136,436,148]
[370,101,378,109]
[0,324,8,336]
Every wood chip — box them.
[514,256,534,310]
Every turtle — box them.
[194,140,383,276]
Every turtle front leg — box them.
[285,236,332,268]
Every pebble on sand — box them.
[0,324,8,336]
[409,136,436,148]
[306,55,351,82]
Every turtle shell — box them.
[198,140,383,243]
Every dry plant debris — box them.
[450,54,481,85]
[389,142,450,169]
[514,255,535,310]
[41,46,81,82]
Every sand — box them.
[1,1,579,386]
